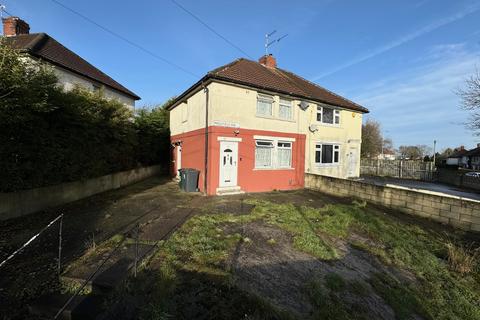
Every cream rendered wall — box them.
[303,106,363,178]
[170,87,207,136]
[208,82,363,178]
[208,82,301,134]
[53,67,136,109]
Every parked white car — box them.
[465,172,480,178]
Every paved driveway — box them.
[358,176,480,201]
[0,176,199,318]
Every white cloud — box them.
[312,3,480,80]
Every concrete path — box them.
[358,176,480,201]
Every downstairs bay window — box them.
[315,143,340,165]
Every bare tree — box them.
[457,69,480,135]
[361,119,383,158]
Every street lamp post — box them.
[433,140,437,165]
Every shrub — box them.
[0,37,170,192]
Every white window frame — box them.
[277,141,292,168]
[254,136,294,170]
[278,98,293,121]
[315,143,340,166]
[255,140,274,168]
[256,94,274,118]
[316,105,340,126]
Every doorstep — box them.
[216,186,245,196]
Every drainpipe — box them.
[203,85,209,195]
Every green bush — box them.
[0,38,170,192]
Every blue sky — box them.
[3,0,480,151]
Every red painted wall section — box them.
[173,126,306,195]
[171,128,206,192]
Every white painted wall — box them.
[53,66,136,110]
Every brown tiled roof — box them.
[169,58,368,112]
[4,33,140,99]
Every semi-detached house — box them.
[2,16,140,109]
[168,54,369,195]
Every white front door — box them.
[348,148,357,177]
[219,141,238,187]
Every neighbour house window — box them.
[315,143,340,165]
[279,98,293,120]
[317,106,340,125]
[257,94,274,117]
[255,139,293,169]
[277,141,292,168]
[255,140,274,168]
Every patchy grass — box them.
[107,196,480,320]
[446,240,479,275]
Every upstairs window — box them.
[315,143,340,165]
[279,98,293,120]
[257,94,273,117]
[317,106,340,125]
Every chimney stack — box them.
[2,16,30,36]
[259,54,277,68]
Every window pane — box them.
[334,150,339,163]
[322,144,333,163]
[322,107,334,124]
[256,140,273,147]
[279,104,292,119]
[334,110,340,124]
[315,145,321,163]
[316,106,322,122]
[278,142,291,148]
[255,147,272,167]
[257,100,272,116]
[277,148,292,167]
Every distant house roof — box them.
[4,33,140,100]
[448,148,468,158]
[465,147,480,157]
[168,58,368,113]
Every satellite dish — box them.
[299,101,309,111]
[309,124,319,133]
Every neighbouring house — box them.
[377,150,396,160]
[168,54,369,195]
[2,16,140,109]
[446,146,468,167]
[464,144,480,170]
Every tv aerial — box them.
[265,30,288,55]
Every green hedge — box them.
[0,38,170,192]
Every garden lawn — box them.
[104,191,480,320]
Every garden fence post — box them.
[58,214,63,275]
[399,160,403,179]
